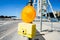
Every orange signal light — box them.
[21,5,36,23]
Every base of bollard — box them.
[28,38,32,40]
[34,39,39,40]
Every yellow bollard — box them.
[18,23,36,38]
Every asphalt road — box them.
[0,20,21,40]
[0,20,45,40]
[0,20,60,40]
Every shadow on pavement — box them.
[32,30,45,40]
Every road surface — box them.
[0,20,60,40]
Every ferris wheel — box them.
[33,0,57,18]
[32,0,57,31]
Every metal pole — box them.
[37,0,41,32]
[40,0,42,32]
[33,0,36,7]
[29,0,33,6]
[48,0,56,18]
[48,0,54,31]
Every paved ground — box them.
[0,20,60,40]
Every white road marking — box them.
[0,27,17,40]
[0,21,14,26]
